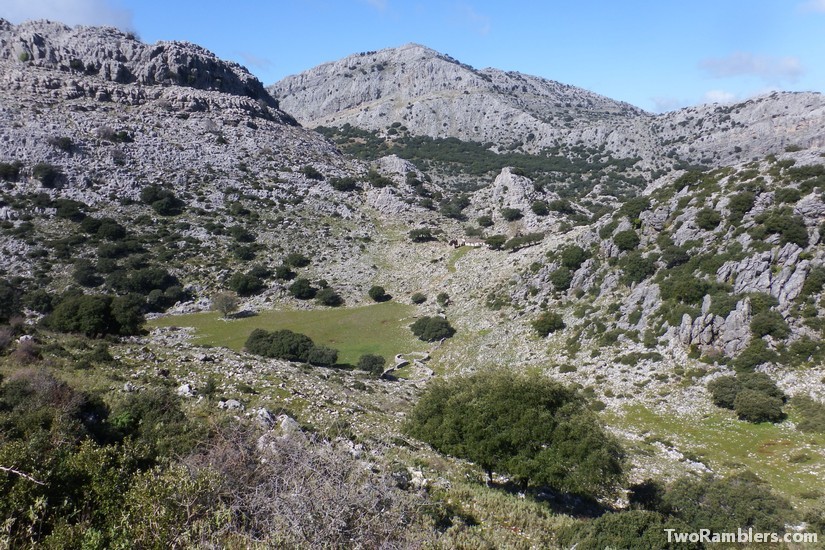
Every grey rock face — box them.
[0,19,280,109]
[271,43,825,167]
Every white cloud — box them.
[799,0,825,12]
[650,97,689,113]
[702,89,737,104]
[699,51,804,83]
[1,0,133,30]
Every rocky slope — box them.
[270,43,825,168]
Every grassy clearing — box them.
[447,246,472,273]
[148,301,427,365]
[611,404,825,506]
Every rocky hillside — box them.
[271,43,825,168]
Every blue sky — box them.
[3,0,825,112]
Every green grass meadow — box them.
[148,301,427,365]
[612,404,825,506]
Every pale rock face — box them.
[271,43,825,168]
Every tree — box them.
[315,287,343,307]
[532,312,565,336]
[485,234,507,250]
[410,292,426,304]
[368,285,389,302]
[306,346,338,367]
[227,273,265,297]
[613,230,640,252]
[734,390,784,423]
[436,292,450,307]
[406,370,623,495]
[408,228,435,243]
[409,316,455,342]
[284,253,310,268]
[560,245,589,270]
[549,267,573,292]
[289,278,316,300]
[212,292,239,318]
[357,354,386,376]
[707,376,739,409]
[531,201,549,216]
[696,208,722,230]
[32,162,62,187]
[500,207,523,221]
[245,329,315,362]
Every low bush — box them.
[532,312,565,337]
[409,316,455,342]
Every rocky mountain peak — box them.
[0,18,276,106]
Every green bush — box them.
[227,273,265,297]
[619,252,656,285]
[32,162,63,187]
[410,292,426,304]
[503,232,543,251]
[500,207,523,221]
[245,329,315,362]
[733,390,784,423]
[707,376,740,409]
[532,311,565,336]
[618,196,651,222]
[549,267,573,291]
[560,245,590,270]
[408,228,435,242]
[751,208,808,247]
[695,208,722,230]
[409,316,455,341]
[530,200,549,216]
[613,230,640,251]
[306,345,338,366]
[558,510,698,550]
[406,370,623,495]
[329,177,358,192]
[749,310,789,339]
[315,287,343,307]
[730,339,778,372]
[792,395,825,434]
[484,234,507,250]
[727,191,755,223]
[288,278,316,300]
[476,215,494,227]
[0,161,22,181]
[45,294,144,337]
[284,252,310,268]
[300,165,324,180]
[357,354,386,376]
[140,185,184,216]
[660,473,794,534]
[368,285,389,302]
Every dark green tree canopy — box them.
[406,370,623,497]
[409,316,455,342]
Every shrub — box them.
[409,316,455,341]
[707,376,739,409]
[560,245,590,270]
[436,292,449,307]
[300,165,324,180]
[368,285,389,302]
[408,228,435,242]
[32,162,62,187]
[410,292,426,304]
[288,278,316,300]
[306,346,338,367]
[500,207,523,221]
[618,196,651,221]
[357,354,386,376]
[619,252,656,285]
[750,310,789,339]
[752,208,808,247]
[284,252,310,268]
[530,200,549,216]
[367,169,394,188]
[476,215,494,227]
[212,291,239,318]
[45,294,144,337]
[727,191,755,223]
[661,473,794,534]
[734,390,784,423]
[484,234,507,250]
[793,395,825,434]
[775,187,801,204]
[533,312,565,336]
[695,208,722,230]
[406,370,623,495]
[661,245,690,268]
[613,230,640,251]
[315,287,343,307]
[503,232,543,251]
[329,177,358,192]
[245,329,315,362]
[0,161,22,181]
[549,267,573,291]
[730,339,778,372]
[558,511,698,550]
[140,185,183,216]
